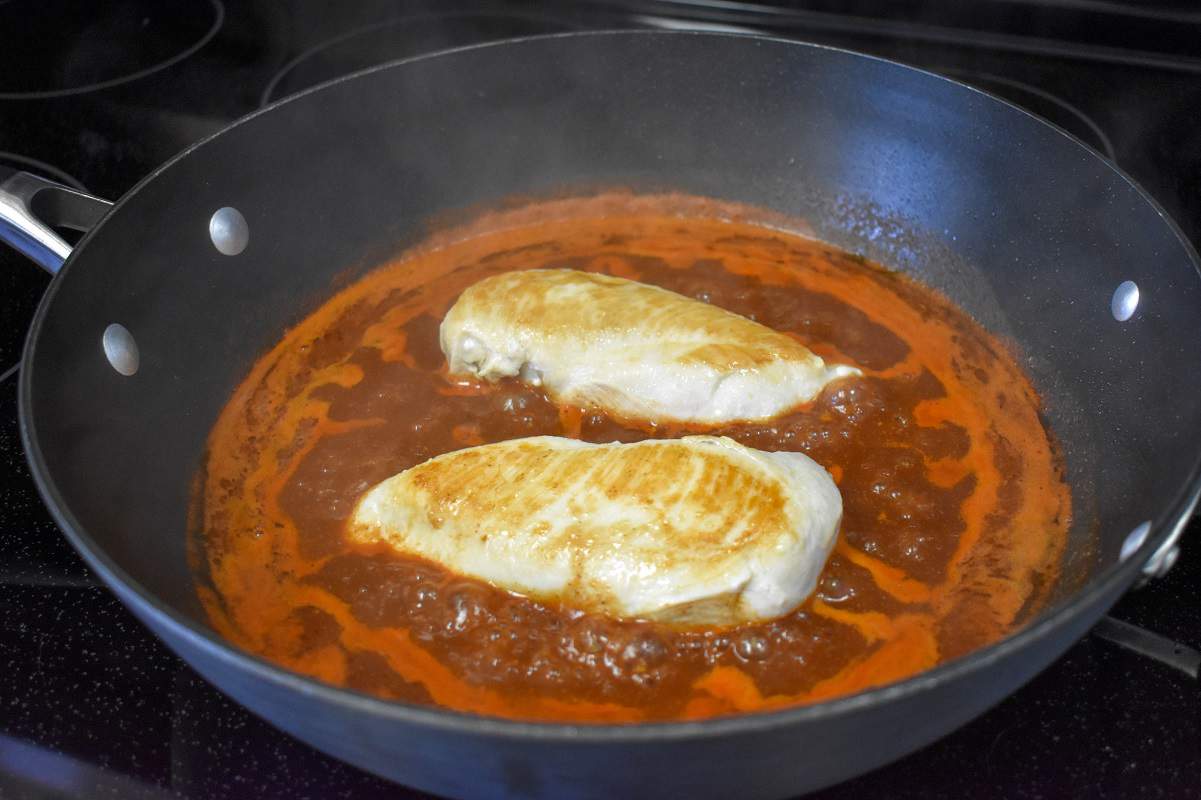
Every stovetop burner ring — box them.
[0,151,87,191]
[0,0,224,101]
[259,11,577,108]
[939,69,1117,161]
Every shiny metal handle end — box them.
[0,171,113,275]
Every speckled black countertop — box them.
[0,2,1198,798]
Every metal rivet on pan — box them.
[1111,280,1139,322]
[1119,520,1151,562]
[209,206,249,255]
[102,323,139,376]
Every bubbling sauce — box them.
[193,194,1070,723]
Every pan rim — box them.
[18,29,1201,743]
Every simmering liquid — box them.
[193,194,1070,723]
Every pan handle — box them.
[0,170,113,275]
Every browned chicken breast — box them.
[350,435,842,625]
[440,269,858,424]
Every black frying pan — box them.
[1,32,1198,800]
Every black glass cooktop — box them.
[1,1,1198,797]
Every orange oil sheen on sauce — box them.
[192,195,1071,723]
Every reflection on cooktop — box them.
[260,12,575,106]
[0,0,224,99]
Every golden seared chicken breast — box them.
[440,269,859,424]
[350,435,842,625]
